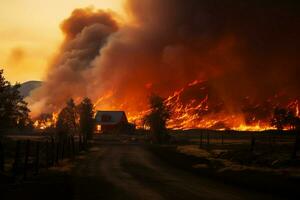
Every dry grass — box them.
[177,145,211,158]
[175,141,300,178]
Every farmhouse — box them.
[95,111,130,133]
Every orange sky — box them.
[0,0,125,83]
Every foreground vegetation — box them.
[0,69,32,132]
[1,130,300,199]
[148,129,300,198]
[0,135,90,184]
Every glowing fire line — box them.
[33,80,299,132]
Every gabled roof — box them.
[95,111,128,125]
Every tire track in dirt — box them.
[98,145,281,200]
[99,145,164,200]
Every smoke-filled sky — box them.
[0,0,124,83]
[3,0,300,119]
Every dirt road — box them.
[3,143,282,200]
[72,144,281,200]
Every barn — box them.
[95,111,129,133]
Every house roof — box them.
[95,111,128,125]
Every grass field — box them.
[1,130,300,199]
[170,129,300,169]
[145,129,300,198]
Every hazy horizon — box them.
[0,0,125,83]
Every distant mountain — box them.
[19,81,42,97]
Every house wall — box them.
[95,111,129,133]
[101,124,118,132]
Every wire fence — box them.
[0,135,88,181]
[171,130,300,159]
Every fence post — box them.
[268,134,272,151]
[45,140,49,167]
[79,134,82,151]
[61,139,65,160]
[273,134,276,145]
[65,137,69,158]
[55,142,60,164]
[84,134,88,150]
[221,132,224,145]
[67,137,71,158]
[51,137,55,166]
[0,140,4,172]
[292,134,300,159]
[81,134,85,151]
[24,140,30,180]
[207,131,210,146]
[12,140,21,177]
[72,136,75,157]
[35,142,40,174]
[250,134,256,152]
[199,132,203,148]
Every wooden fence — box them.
[173,130,300,159]
[0,135,87,180]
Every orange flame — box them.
[34,80,300,132]
[33,112,58,130]
[121,80,298,131]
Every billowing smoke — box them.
[30,0,300,126]
[29,7,118,115]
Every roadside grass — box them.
[148,144,300,199]
[1,146,133,200]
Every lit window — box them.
[96,125,101,131]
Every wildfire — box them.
[33,80,300,132]
[26,1,299,133]
[287,100,299,117]
[33,112,58,130]
[123,80,299,131]
[230,123,275,132]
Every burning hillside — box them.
[123,80,299,130]
[33,79,300,131]
[164,80,300,130]
[29,0,300,130]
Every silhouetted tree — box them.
[286,110,300,130]
[271,107,300,131]
[0,69,31,131]
[290,114,300,159]
[271,108,289,130]
[78,98,94,141]
[143,94,171,143]
[292,117,300,130]
[37,113,54,128]
[56,99,78,139]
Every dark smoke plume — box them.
[30,0,300,120]
[29,7,118,114]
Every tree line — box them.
[56,98,94,144]
[0,69,32,132]
[1,66,300,142]
[0,69,94,142]
[144,94,300,144]
[271,107,300,131]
